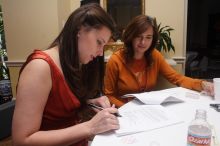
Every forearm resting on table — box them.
[13,121,91,146]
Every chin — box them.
[85,59,93,64]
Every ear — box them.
[77,33,80,37]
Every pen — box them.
[210,104,220,112]
[88,103,122,117]
[210,104,220,107]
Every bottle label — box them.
[0,80,12,96]
[187,132,211,146]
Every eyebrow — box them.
[141,34,153,36]
[137,34,153,37]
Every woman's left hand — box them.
[201,81,214,97]
[87,96,111,111]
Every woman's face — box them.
[78,26,111,64]
[132,26,153,59]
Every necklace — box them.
[129,58,147,92]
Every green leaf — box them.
[156,22,175,53]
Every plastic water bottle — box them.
[187,109,212,146]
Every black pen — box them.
[210,104,220,112]
[88,103,122,117]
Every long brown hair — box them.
[122,15,158,66]
[49,3,116,103]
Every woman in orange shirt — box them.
[104,15,214,107]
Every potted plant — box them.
[0,5,7,60]
[156,23,175,53]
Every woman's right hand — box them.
[87,107,120,136]
[201,81,214,97]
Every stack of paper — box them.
[122,88,184,105]
[116,105,183,136]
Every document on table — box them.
[122,88,184,105]
[115,105,183,136]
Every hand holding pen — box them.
[86,104,120,136]
[86,93,122,116]
[85,93,120,136]
[88,103,122,117]
[87,93,111,108]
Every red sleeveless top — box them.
[20,50,88,146]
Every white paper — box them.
[122,88,184,105]
[115,105,183,136]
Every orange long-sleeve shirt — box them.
[104,49,203,107]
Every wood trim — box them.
[172,56,186,74]
[142,0,145,14]
[172,56,186,64]
[103,0,107,11]
[6,61,25,67]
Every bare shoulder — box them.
[43,47,61,70]
[20,59,51,79]
[18,59,52,96]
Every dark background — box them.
[186,0,220,79]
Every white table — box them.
[91,87,220,146]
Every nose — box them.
[98,50,104,56]
[96,48,104,56]
[140,37,146,44]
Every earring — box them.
[77,33,80,37]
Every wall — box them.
[2,0,59,61]
[145,0,187,89]
[2,0,186,95]
[57,0,72,30]
[70,0,80,13]
[146,0,187,58]
[1,0,73,96]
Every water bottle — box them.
[187,109,212,146]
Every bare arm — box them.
[12,59,119,146]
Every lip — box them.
[137,46,146,49]
[137,44,146,48]
[90,55,95,61]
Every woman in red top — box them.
[12,4,119,146]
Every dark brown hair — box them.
[122,15,158,66]
[49,3,116,102]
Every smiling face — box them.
[77,26,111,64]
[132,26,154,59]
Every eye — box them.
[135,36,142,40]
[97,40,103,46]
[146,36,153,39]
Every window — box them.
[103,0,145,39]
